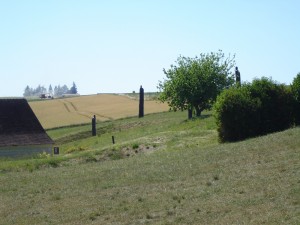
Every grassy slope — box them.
[0,111,299,224]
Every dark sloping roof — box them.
[0,99,54,147]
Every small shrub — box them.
[48,159,59,167]
[66,146,87,154]
[132,143,139,149]
[108,151,123,160]
[37,151,51,159]
[85,155,97,163]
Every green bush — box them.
[291,73,300,125]
[214,87,261,142]
[214,77,295,142]
[248,77,294,134]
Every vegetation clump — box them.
[291,73,300,125]
[214,77,296,142]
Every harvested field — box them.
[29,94,169,129]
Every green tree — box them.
[70,82,78,94]
[48,84,53,96]
[23,85,32,97]
[158,50,235,117]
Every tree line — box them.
[23,82,78,97]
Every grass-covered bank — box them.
[0,111,217,172]
[0,111,299,224]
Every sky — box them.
[0,0,299,97]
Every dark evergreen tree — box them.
[70,82,78,94]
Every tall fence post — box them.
[139,85,144,118]
[92,115,96,136]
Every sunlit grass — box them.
[0,110,299,224]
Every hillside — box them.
[0,111,299,224]
[29,94,169,129]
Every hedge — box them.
[214,77,295,142]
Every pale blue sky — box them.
[0,0,299,97]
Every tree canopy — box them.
[158,50,236,116]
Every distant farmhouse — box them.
[0,99,54,157]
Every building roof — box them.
[0,99,54,147]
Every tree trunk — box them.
[195,107,201,117]
[188,107,193,120]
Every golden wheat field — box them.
[29,94,169,129]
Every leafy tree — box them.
[158,50,235,117]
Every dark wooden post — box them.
[112,136,115,144]
[92,115,96,136]
[139,85,144,118]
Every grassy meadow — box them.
[0,98,299,224]
[29,94,169,129]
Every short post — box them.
[112,136,115,144]
[139,85,144,118]
[92,115,96,136]
[54,147,59,155]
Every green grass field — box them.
[0,110,299,224]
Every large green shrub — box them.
[214,86,261,142]
[214,77,295,142]
[249,77,294,134]
[291,73,300,125]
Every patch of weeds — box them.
[51,194,61,201]
[108,151,123,160]
[66,146,87,154]
[138,197,143,202]
[206,181,212,186]
[26,163,38,172]
[132,143,139,149]
[167,210,175,216]
[175,217,185,222]
[86,155,97,163]
[66,148,76,154]
[48,159,59,168]
[213,175,219,181]
[89,212,101,221]
[172,195,185,204]
[37,152,51,159]
[146,214,153,219]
